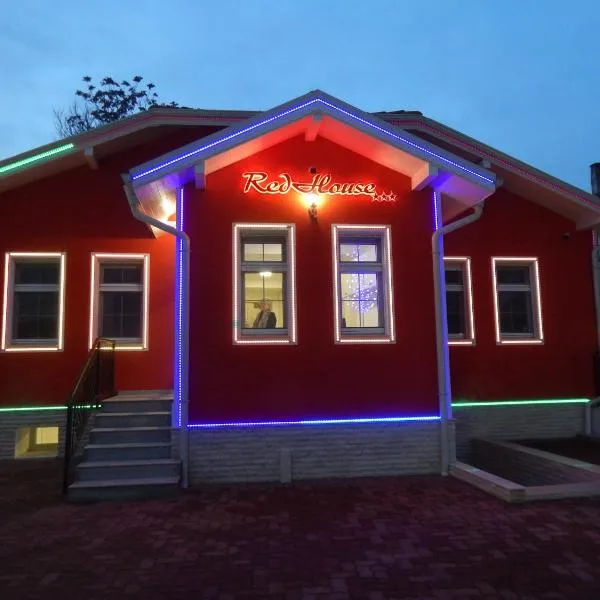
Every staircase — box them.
[67,391,180,502]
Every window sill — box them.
[2,343,62,353]
[336,334,395,344]
[235,332,295,345]
[449,338,476,346]
[497,337,543,346]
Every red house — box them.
[1,91,599,498]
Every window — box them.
[233,224,296,344]
[333,225,395,343]
[492,257,543,344]
[444,257,475,345]
[1,252,66,351]
[14,426,59,458]
[89,254,149,350]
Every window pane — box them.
[15,263,59,285]
[13,291,58,339]
[263,244,283,262]
[100,291,142,338]
[242,242,284,262]
[243,243,263,261]
[497,266,530,286]
[446,290,465,335]
[340,242,379,262]
[498,290,533,335]
[445,269,464,286]
[340,273,381,328]
[101,264,142,284]
[243,272,284,328]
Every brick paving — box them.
[1,460,600,599]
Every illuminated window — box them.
[2,253,66,352]
[492,258,543,344]
[233,224,296,344]
[333,225,395,343]
[445,257,475,345]
[90,254,149,350]
[14,426,59,458]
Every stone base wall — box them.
[184,421,441,484]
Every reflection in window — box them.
[234,226,295,344]
[243,271,284,328]
[333,227,395,343]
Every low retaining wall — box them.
[454,403,586,461]
[471,438,600,486]
[185,421,441,484]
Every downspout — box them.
[432,190,485,475]
[123,182,191,489]
[589,164,600,435]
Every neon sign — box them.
[242,172,397,202]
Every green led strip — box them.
[0,143,75,175]
[452,398,589,408]
[0,404,98,413]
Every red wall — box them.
[446,188,596,400]
[0,128,216,407]
[186,136,440,422]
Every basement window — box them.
[14,426,59,458]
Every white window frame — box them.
[445,257,475,346]
[233,224,297,345]
[1,252,66,352]
[492,257,544,345]
[332,224,395,344]
[89,253,149,350]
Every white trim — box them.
[89,253,150,350]
[232,224,297,345]
[491,257,544,345]
[444,256,476,346]
[332,225,395,344]
[1,252,66,352]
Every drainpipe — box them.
[589,164,600,435]
[123,181,191,489]
[432,191,485,475]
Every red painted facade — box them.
[0,116,597,417]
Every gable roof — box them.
[126,90,497,216]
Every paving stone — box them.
[1,460,600,599]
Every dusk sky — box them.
[2,0,599,191]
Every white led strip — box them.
[89,253,150,350]
[445,256,475,346]
[491,257,544,345]
[332,225,395,344]
[233,224,297,345]
[1,252,66,352]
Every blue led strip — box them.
[189,415,441,429]
[131,97,494,185]
[433,189,441,230]
[175,187,185,427]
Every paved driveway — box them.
[1,460,600,599]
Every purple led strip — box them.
[175,187,184,427]
[189,415,441,429]
[433,189,441,230]
[131,97,494,185]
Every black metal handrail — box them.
[62,338,116,494]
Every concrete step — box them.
[68,476,180,502]
[84,442,172,462]
[96,411,171,428]
[102,397,172,414]
[76,458,180,482]
[90,426,171,445]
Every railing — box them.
[62,338,116,494]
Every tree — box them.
[54,75,179,138]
